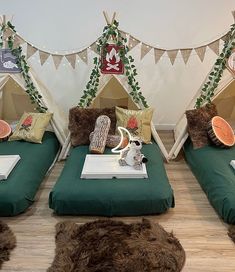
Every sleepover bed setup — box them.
[49,75,175,217]
[0,66,68,216]
[0,131,60,216]
[49,140,174,216]
[184,138,235,224]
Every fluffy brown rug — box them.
[48,219,185,272]
[228,225,235,243]
[0,221,16,269]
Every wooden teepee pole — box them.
[103,11,110,25]
[103,11,116,25]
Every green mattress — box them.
[184,139,235,224]
[0,132,60,216]
[49,141,174,216]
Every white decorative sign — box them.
[0,49,21,73]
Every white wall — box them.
[1,0,235,128]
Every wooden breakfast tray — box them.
[81,155,148,179]
[0,155,21,180]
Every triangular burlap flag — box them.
[154,48,165,64]
[26,44,38,59]
[232,10,235,21]
[208,39,220,56]
[140,43,152,60]
[167,49,178,65]
[39,50,50,65]
[180,48,192,64]
[120,30,128,43]
[3,28,13,42]
[78,49,88,64]
[52,54,63,69]
[128,35,140,50]
[13,34,25,48]
[195,46,207,62]
[119,30,128,39]
[65,53,76,69]
[90,42,99,54]
[221,34,228,42]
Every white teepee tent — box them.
[168,68,234,160]
[60,74,169,161]
[0,69,69,149]
[167,16,235,160]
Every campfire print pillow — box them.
[115,106,153,144]
[9,112,52,143]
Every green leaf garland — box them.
[0,21,47,112]
[78,20,148,108]
[195,23,235,108]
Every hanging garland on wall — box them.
[195,22,235,108]
[78,20,148,108]
[0,21,47,112]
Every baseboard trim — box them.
[155,124,175,130]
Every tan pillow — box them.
[9,112,52,143]
[115,106,153,144]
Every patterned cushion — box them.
[115,106,153,144]
[9,112,52,143]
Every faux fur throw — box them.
[228,225,235,243]
[0,221,16,269]
[186,103,217,149]
[48,219,185,272]
[69,107,116,146]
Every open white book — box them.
[0,155,21,180]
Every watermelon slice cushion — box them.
[0,120,12,142]
[207,116,235,148]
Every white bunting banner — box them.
[154,48,165,64]
[78,49,88,64]
[39,50,50,65]
[167,50,179,65]
[65,53,76,69]
[195,46,207,62]
[26,44,38,59]
[1,12,233,68]
[52,54,63,69]
[128,35,140,50]
[180,48,192,64]
[140,43,152,60]
[208,39,220,56]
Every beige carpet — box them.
[48,218,185,272]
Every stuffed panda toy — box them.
[118,138,148,170]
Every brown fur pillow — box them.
[69,107,116,146]
[186,103,218,149]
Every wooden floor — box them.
[1,132,235,271]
